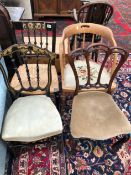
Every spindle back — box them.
[0,44,56,98]
[78,2,113,25]
[13,21,56,52]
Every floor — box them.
[2,0,32,19]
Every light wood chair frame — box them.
[59,23,117,113]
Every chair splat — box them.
[68,43,129,95]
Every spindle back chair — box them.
[77,2,113,24]
[11,21,59,110]
[72,2,113,47]
[0,44,63,155]
[13,21,56,52]
[0,44,56,98]
[59,23,117,112]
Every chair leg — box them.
[6,151,13,175]
[61,92,66,115]
[112,134,130,152]
[69,135,77,156]
[58,134,64,154]
[54,91,60,111]
[6,142,21,174]
[7,143,16,159]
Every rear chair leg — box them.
[54,91,60,111]
[112,134,130,152]
[61,92,66,115]
[70,135,77,156]
[58,133,64,154]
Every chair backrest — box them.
[12,21,56,52]
[68,43,129,95]
[0,44,56,98]
[78,2,113,25]
[59,23,117,79]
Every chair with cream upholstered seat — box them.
[59,23,117,113]
[68,43,131,151]
[11,20,60,110]
[0,44,63,153]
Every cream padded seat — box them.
[64,60,111,88]
[11,64,59,94]
[71,91,131,140]
[2,95,63,142]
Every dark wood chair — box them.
[0,44,63,155]
[0,4,60,110]
[71,2,113,49]
[68,43,131,152]
[11,21,60,110]
[75,2,113,24]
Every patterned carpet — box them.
[108,0,131,52]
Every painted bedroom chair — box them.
[71,2,113,48]
[59,23,117,112]
[0,44,63,154]
[68,43,131,151]
[0,4,59,108]
[11,21,60,109]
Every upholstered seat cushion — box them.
[71,91,131,140]
[10,64,59,94]
[2,95,63,142]
[64,60,111,88]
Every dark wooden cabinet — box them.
[60,0,81,14]
[31,0,81,19]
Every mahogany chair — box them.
[68,43,131,151]
[72,2,113,48]
[0,44,63,154]
[59,23,117,113]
